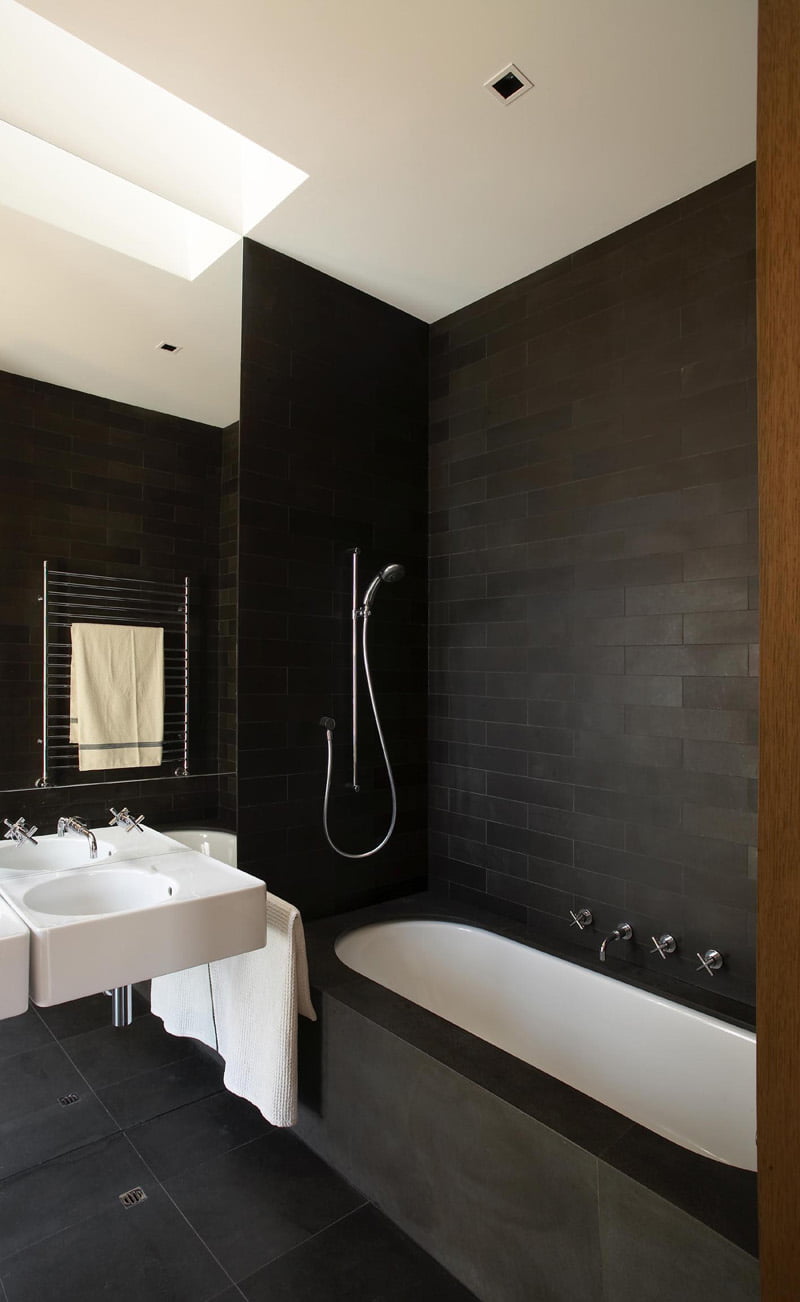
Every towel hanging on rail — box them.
[69,623,164,770]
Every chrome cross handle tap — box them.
[650,934,677,960]
[569,908,593,931]
[599,922,633,963]
[696,948,724,976]
[108,807,146,834]
[3,817,38,846]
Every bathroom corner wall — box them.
[428,165,757,1003]
[237,241,428,916]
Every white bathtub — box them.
[335,919,756,1171]
[166,829,237,867]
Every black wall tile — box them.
[239,242,428,916]
[429,165,757,1004]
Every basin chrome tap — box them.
[57,816,98,860]
[3,817,38,846]
[108,807,146,834]
[599,922,633,963]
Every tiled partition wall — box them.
[0,367,232,828]
[218,420,239,827]
[237,241,428,915]
[429,165,757,1003]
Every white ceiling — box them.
[3,0,757,425]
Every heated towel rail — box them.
[36,561,189,787]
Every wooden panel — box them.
[757,0,800,1294]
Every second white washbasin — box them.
[0,897,29,1020]
[21,866,176,917]
[0,836,116,877]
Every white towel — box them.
[70,622,164,770]
[150,893,317,1127]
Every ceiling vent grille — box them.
[157,341,182,353]
[485,63,534,104]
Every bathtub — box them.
[166,828,237,867]
[335,918,756,1171]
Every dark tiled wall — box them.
[218,420,239,828]
[0,368,232,828]
[238,240,428,916]
[429,165,757,1003]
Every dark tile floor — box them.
[0,994,476,1301]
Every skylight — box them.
[0,0,308,278]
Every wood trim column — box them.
[757,0,800,1294]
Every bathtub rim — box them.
[301,890,757,1258]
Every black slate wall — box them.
[429,165,758,1003]
[218,420,239,828]
[238,240,428,917]
[0,367,231,829]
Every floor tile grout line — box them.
[124,1116,276,1186]
[0,1127,124,1197]
[57,1035,197,1095]
[52,1035,126,1136]
[111,1087,226,1134]
[28,1002,59,1044]
[237,1199,371,1287]
[119,1133,241,1292]
[0,1140,138,1267]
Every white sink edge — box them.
[0,850,263,929]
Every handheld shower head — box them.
[380,563,405,584]
[361,562,405,612]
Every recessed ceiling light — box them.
[485,63,534,104]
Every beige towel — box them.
[150,893,317,1127]
[70,622,164,770]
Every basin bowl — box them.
[0,837,116,876]
[22,867,176,917]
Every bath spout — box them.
[599,922,633,962]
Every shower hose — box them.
[321,610,397,859]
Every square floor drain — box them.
[118,1188,147,1209]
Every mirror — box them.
[0,212,242,793]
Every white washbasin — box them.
[0,830,266,1006]
[0,836,116,877]
[0,897,29,1019]
[22,866,176,917]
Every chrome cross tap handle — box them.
[696,948,724,976]
[108,808,146,834]
[569,908,593,931]
[3,817,38,846]
[650,934,677,960]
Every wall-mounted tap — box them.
[108,807,146,834]
[599,922,633,963]
[569,908,593,931]
[57,816,97,860]
[3,817,38,846]
[650,933,677,960]
[696,948,724,977]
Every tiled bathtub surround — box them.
[299,896,758,1302]
[428,164,757,1003]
